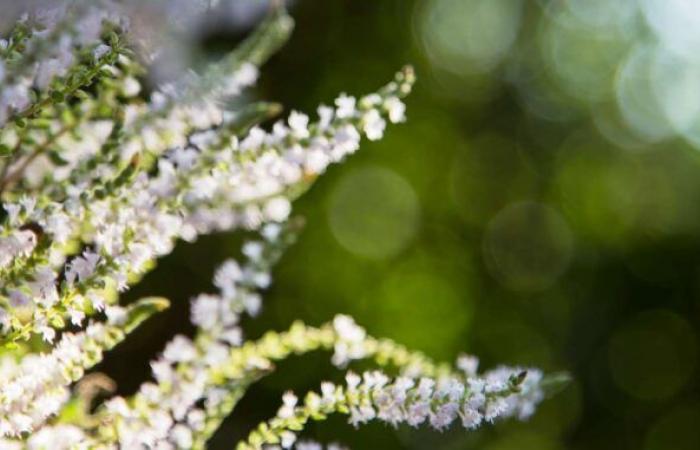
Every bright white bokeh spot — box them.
[641,0,700,60]
[327,166,420,260]
[417,0,523,75]
[650,48,700,136]
[592,102,652,152]
[615,45,674,143]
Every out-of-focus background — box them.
[99,1,700,449]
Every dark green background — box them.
[98,1,700,449]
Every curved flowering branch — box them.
[237,368,546,450]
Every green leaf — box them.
[123,297,170,334]
[51,90,65,102]
[540,372,572,398]
[224,102,283,136]
[232,3,295,67]
[48,150,70,166]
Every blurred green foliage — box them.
[96,1,700,449]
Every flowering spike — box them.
[236,367,548,450]
[122,297,170,334]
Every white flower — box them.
[277,391,298,419]
[233,63,259,88]
[43,211,72,243]
[191,294,221,329]
[220,327,242,346]
[333,315,366,342]
[456,354,479,376]
[122,76,142,97]
[346,372,361,390]
[66,251,100,284]
[263,197,291,222]
[242,241,264,261]
[191,175,218,199]
[39,325,56,343]
[151,360,175,384]
[242,292,262,316]
[240,127,266,152]
[332,315,368,367]
[163,336,197,363]
[69,309,85,326]
[362,109,386,141]
[9,289,32,308]
[288,111,310,139]
[93,44,111,61]
[214,260,242,290]
[30,266,58,307]
[317,105,334,129]
[187,409,206,431]
[335,94,356,119]
[384,97,406,123]
[171,424,193,449]
[460,407,482,429]
[280,431,296,449]
[296,442,322,450]
[261,223,282,241]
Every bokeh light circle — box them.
[615,45,674,143]
[608,309,697,401]
[641,0,700,60]
[364,263,472,360]
[649,48,700,136]
[449,134,533,226]
[483,201,574,292]
[539,11,630,103]
[327,166,420,260]
[416,0,523,75]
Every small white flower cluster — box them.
[238,365,545,450]
[331,314,369,367]
[0,299,165,438]
[0,423,87,450]
[342,367,542,429]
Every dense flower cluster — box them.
[0,298,167,438]
[0,2,564,448]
